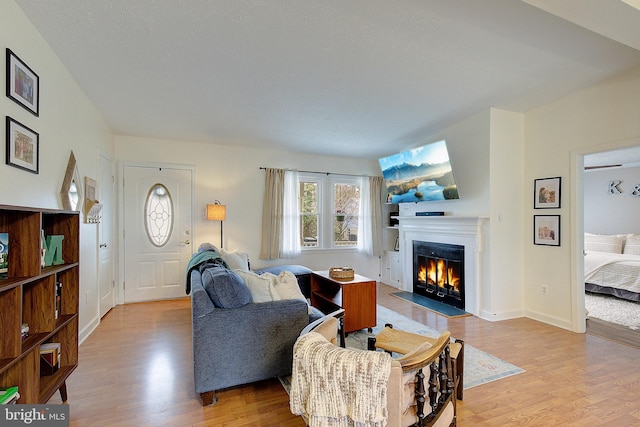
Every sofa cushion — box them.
[201,266,253,308]
[254,265,313,298]
[272,271,308,302]
[262,271,315,315]
[235,269,281,303]
[220,248,250,271]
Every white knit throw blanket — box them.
[290,332,392,427]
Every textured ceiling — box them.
[14,0,640,159]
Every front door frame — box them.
[117,161,196,305]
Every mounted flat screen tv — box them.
[378,140,459,203]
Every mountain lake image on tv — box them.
[379,140,459,203]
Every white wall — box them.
[114,136,382,280]
[397,110,491,218]
[487,108,525,320]
[524,66,640,331]
[1,0,115,343]
[584,165,640,235]
[393,108,529,321]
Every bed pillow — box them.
[220,248,250,271]
[623,234,640,255]
[201,266,253,309]
[584,233,624,254]
[235,269,281,303]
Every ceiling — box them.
[15,0,640,160]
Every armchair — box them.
[291,315,456,427]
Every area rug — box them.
[390,291,471,318]
[585,292,640,330]
[281,305,524,393]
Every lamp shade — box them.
[207,203,226,221]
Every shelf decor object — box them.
[43,235,64,266]
[6,48,39,116]
[0,233,7,278]
[5,116,39,174]
[329,267,355,281]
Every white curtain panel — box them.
[358,175,384,256]
[281,169,301,258]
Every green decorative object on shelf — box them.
[44,235,65,266]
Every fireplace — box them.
[413,240,464,310]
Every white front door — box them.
[123,165,193,303]
[98,153,116,317]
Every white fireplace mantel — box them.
[398,215,488,316]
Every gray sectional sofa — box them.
[190,262,318,405]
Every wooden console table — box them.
[310,270,377,333]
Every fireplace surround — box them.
[398,216,487,316]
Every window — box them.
[144,183,173,247]
[299,177,321,248]
[333,182,360,247]
[299,173,361,250]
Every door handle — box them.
[181,240,191,245]
[99,243,108,248]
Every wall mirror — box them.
[60,151,83,212]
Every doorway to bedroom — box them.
[583,145,640,349]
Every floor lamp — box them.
[207,201,226,248]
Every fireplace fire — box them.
[413,241,464,310]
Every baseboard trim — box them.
[79,315,100,346]
[524,309,573,331]
[478,309,525,322]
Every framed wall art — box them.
[6,49,39,116]
[534,176,561,209]
[6,116,39,174]
[534,215,560,246]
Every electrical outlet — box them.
[541,284,548,294]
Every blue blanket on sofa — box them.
[185,250,228,294]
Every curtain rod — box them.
[259,166,378,178]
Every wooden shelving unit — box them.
[310,270,376,333]
[380,202,402,287]
[0,204,79,404]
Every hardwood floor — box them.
[586,317,640,349]
[50,283,640,426]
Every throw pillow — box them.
[624,234,640,255]
[266,271,312,314]
[235,269,281,303]
[584,233,624,254]
[220,248,250,271]
[201,266,253,309]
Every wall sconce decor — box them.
[207,201,226,248]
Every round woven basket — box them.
[329,267,354,280]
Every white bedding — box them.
[585,251,640,294]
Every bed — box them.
[585,233,640,302]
